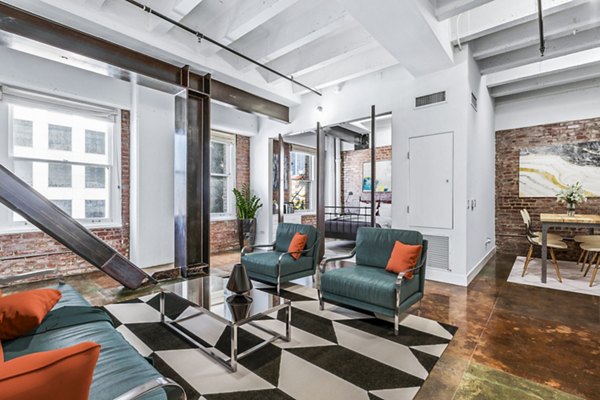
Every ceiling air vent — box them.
[471,92,478,111]
[415,91,446,108]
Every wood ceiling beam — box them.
[0,1,290,122]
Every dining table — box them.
[540,213,600,283]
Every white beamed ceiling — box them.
[2,0,599,106]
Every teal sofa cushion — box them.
[355,227,423,268]
[274,223,318,257]
[320,265,420,310]
[243,251,314,277]
[2,283,165,400]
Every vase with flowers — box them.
[556,182,587,216]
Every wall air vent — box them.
[415,91,446,108]
[471,92,478,111]
[423,235,450,271]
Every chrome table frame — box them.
[541,219,600,283]
[159,290,291,372]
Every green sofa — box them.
[241,223,321,293]
[318,227,428,335]
[2,283,185,400]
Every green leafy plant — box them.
[233,184,263,219]
[556,182,587,205]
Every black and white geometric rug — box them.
[103,282,456,400]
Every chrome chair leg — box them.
[317,290,324,311]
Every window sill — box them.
[0,222,123,236]
[210,215,237,222]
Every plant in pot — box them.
[233,184,263,249]
[556,182,587,216]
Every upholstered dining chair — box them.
[241,223,321,293]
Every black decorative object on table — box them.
[226,263,253,298]
[226,295,252,322]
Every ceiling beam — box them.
[490,61,600,97]
[149,0,205,35]
[219,0,350,70]
[434,0,495,21]
[479,25,600,74]
[0,1,290,122]
[292,46,397,94]
[452,0,586,44]
[495,76,600,104]
[338,0,454,76]
[471,2,600,60]
[259,24,377,83]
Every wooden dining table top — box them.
[540,213,600,224]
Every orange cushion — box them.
[0,342,100,400]
[0,340,3,364]
[0,289,62,340]
[385,241,422,279]
[288,232,308,260]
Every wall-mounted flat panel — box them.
[408,132,453,229]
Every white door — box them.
[408,132,453,229]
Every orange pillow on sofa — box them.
[288,232,308,260]
[0,342,100,400]
[385,241,422,279]
[0,340,3,364]
[0,289,62,340]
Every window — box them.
[85,200,106,219]
[210,132,235,217]
[48,163,72,188]
[85,130,106,154]
[289,150,314,211]
[85,166,106,189]
[4,100,118,230]
[48,124,72,151]
[13,119,33,147]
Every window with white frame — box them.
[210,132,236,218]
[289,150,315,211]
[3,92,120,230]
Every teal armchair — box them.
[241,223,321,293]
[318,227,428,335]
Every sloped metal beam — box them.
[0,164,152,289]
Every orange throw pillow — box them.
[0,340,3,364]
[0,342,100,400]
[288,232,308,260]
[386,241,423,279]
[0,289,62,340]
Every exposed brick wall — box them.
[0,110,131,280]
[341,146,392,205]
[210,134,251,254]
[496,118,600,260]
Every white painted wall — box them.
[466,49,496,281]
[250,49,497,286]
[495,84,600,131]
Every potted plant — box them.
[233,184,263,249]
[556,182,587,216]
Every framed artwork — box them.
[362,160,392,193]
[519,141,600,197]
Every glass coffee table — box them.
[159,276,291,372]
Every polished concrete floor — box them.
[5,249,599,399]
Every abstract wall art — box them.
[519,141,600,197]
[362,160,392,193]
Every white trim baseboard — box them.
[467,246,497,285]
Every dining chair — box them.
[521,209,563,241]
[575,235,600,271]
[521,223,567,283]
[580,242,600,287]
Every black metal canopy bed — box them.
[324,199,392,240]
